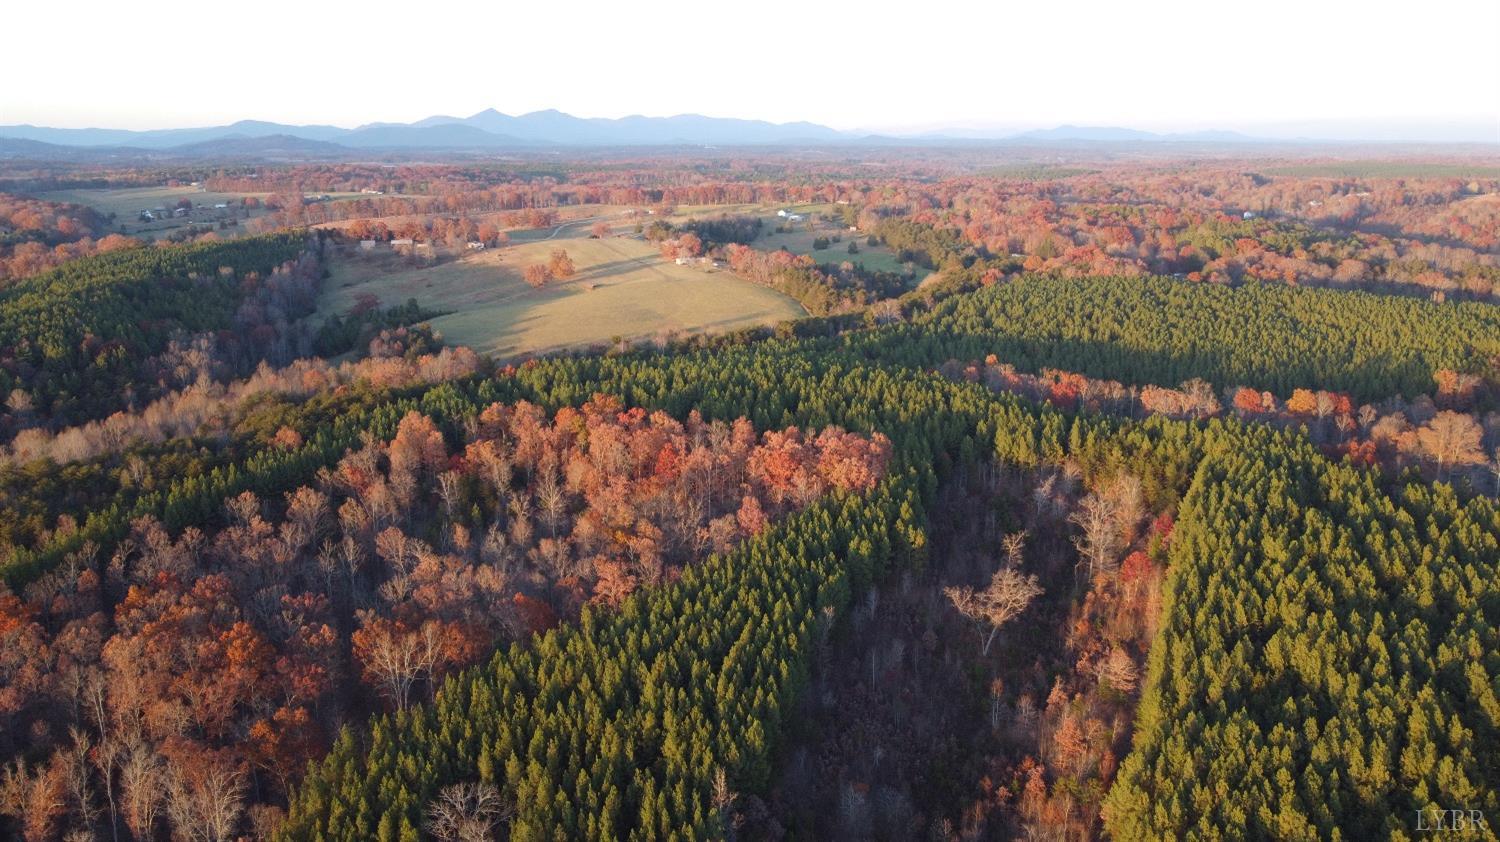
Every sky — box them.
[4,0,1498,141]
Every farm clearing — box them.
[319,233,805,358]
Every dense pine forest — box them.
[0,152,1497,841]
[877,274,1500,401]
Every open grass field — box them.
[319,234,805,358]
[667,201,912,274]
[665,202,780,222]
[754,224,910,274]
[36,185,275,239]
[667,201,833,223]
[321,202,910,279]
[314,203,636,241]
[36,186,381,240]
[35,185,269,218]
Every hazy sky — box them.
[4,0,1497,139]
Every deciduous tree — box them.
[547,250,576,279]
[945,567,1044,655]
[522,264,551,288]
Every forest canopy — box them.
[1,151,1497,841]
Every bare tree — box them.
[337,496,372,538]
[224,491,261,528]
[374,527,421,575]
[480,522,511,572]
[1109,473,1145,538]
[354,616,445,712]
[316,539,341,595]
[62,728,100,832]
[283,486,329,553]
[78,667,111,743]
[536,537,574,580]
[1,757,68,842]
[1001,531,1028,568]
[473,443,514,501]
[118,741,163,842]
[427,781,510,842]
[1067,473,1142,582]
[945,567,1044,655]
[1094,647,1139,693]
[710,767,740,832]
[868,298,904,325]
[535,468,567,539]
[1069,490,1123,579]
[508,495,534,548]
[437,470,464,520]
[165,756,245,842]
[1416,411,1485,480]
[90,733,123,842]
[1030,471,1063,519]
[680,493,710,558]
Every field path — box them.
[531,211,633,241]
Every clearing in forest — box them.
[675,201,911,275]
[319,234,806,358]
[34,185,353,240]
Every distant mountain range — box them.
[0,109,848,153]
[0,110,1486,159]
